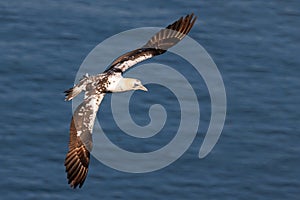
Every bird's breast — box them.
[105,75,123,92]
[94,72,123,93]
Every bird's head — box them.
[128,78,148,92]
[114,78,148,92]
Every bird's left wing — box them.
[105,13,197,73]
[64,93,105,188]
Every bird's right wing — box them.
[64,93,105,188]
[105,13,197,73]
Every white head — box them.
[113,78,148,92]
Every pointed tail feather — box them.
[64,86,82,101]
[64,74,91,101]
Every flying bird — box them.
[64,13,197,188]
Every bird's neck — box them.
[110,78,135,93]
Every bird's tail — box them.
[64,74,90,101]
[64,87,80,101]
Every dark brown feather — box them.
[105,13,197,72]
[64,117,90,188]
[64,94,104,188]
[143,13,196,50]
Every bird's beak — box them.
[139,85,148,92]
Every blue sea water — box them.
[1,0,299,199]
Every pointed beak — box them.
[139,85,148,92]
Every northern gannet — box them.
[64,13,197,188]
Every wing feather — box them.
[105,13,197,73]
[64,93,105,188]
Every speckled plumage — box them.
[64,13,197,188]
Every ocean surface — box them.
[1,0,299,199]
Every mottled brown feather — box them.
[64,94,104,188]
[106,13,197,72]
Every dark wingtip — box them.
[64,145,90,189]
[64,87,74,101]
